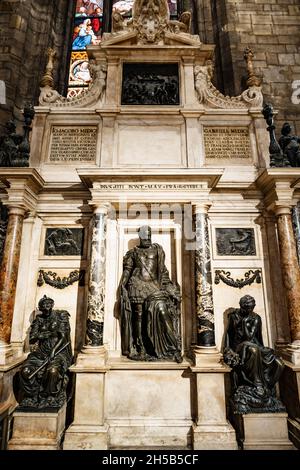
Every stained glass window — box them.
[68,0,103,98]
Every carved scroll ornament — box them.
[194,62,263,110]
[39,55,107,108]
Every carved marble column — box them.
[194,203,215,347]
[85,204,109,347]
[191,203,237,449]
[0,206,25,349]
[275,205,300,345]
[292,202,300,265]
[64,202,110,450]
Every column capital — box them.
[192,202,211,215]
[90,202,112,215]
[268,201,295,217]
[7,206,26,217]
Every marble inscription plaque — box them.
[49,126,97,163]
[216,228,256,256]
[44,228,84,256]
[204,127,251,159]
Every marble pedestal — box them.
[191,347,238,450]
[279,360,300,449]
[8,403,66,450]
[233,412,294,450]
[0,343,13,365]
[63,346,109,450]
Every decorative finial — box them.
[40,48,56,88]
[244,47,261,87]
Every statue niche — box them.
[18,295,72,409]
[223,295,285,414]
[119,225,182,362]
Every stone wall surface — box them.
[0,0,299,135]
[201,0,300,134]
[0,0,73,130]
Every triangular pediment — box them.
[164,31,201,46]
[100,30,201,48]
[100,31,138,47]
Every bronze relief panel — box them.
[44,228,84,256]
[215,228,256,256]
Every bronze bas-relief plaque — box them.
[216,228,256,256]
[204,127,252,160]
[49,126,97,163]
[44,228,84,256]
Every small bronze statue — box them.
[120,225,182,362]
[0,104,35,167]
[18,295,72,409]
[223,295,285,414]
[279,122,300,167]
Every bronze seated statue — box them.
[18,295,72,409]
[120,225,182,362]
[223,295,285,414]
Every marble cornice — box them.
[77,169,223,205]
[0,168,45,211]
[256,168,300,212]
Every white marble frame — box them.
[104,217,184,356]
[112,115,187,168]
[39,223,88,260]
[38,114,103,168]
[119,58,184,108]
[208,216,273,350]
[198,114,259,167]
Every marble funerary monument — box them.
[0,0,300,451]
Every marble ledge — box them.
[190,365,231,373]
[34,106,98,115]
[69,364,110,373]
[283,359,300,372]
[107,357,192,370]
[33,106,263,118]
[0,355,26,372]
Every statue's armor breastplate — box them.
[127,246,160,303]
[132,246,158,281]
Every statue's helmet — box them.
[38,295,54,310]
